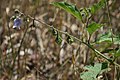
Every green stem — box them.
[29,14,120,67]
[16,10,120,68]
[36,17,120,66]
[106,1,117,79]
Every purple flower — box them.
[13,18,22,29]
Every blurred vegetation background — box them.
[0,0,120,80]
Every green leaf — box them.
[80,72,95,80]
[114,35,120,45]
[90,0,106,14]
[80,62,109,80]
[83,63,102,75]
[96,32,120,45]
[51,2,82,21]
[55,34,62,45]
[114,49,120,58]
[87,22,103,35]
[96,31,112,43]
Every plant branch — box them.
[16,10,120,68]
[106,0,115,53]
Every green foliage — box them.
[51,0,107,21]
[51,0,120,80]
[50,27,62,45]
[87,22,103,35]
[80,62,109,80]
[114,35,120,45]
[96,31,120,45]
[90,0,107,14]
[96,31,112,43]
[51,2,82,21]
[55,33,62,45]
[114,49,120,58]
[66,35,74,44]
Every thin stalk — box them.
[28,15,120,67]
[106,1,116,80]
[11,21,29,80]
[15,10,120,68]
[17,23,29,80]
[106,0,115,55]
[32,16,120,67]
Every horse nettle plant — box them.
[9,0,120,80]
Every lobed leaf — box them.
[51,2,82,21]
[90,0,107,14]
[80,62,109,80]
[55,34,62,45]
[96,32,120,45]
[96,31,112,43]
[114,35,120,45]
[87,22,103,35]
[114,49,120,58]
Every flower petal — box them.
[13,18,21,29]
